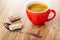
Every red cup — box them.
[26,2,56,25]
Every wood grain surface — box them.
[0,0,60,40]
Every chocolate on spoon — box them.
[3,23,23,31]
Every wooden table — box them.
[0,0,60,40]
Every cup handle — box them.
[46,9,56,22]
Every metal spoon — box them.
[4,23,42,38]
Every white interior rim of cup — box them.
[26,2,49,13]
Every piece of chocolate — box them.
[9,23,23,31]
[8,14,21,22]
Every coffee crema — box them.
[28,3,48,12]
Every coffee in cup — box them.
[28,3,48,12]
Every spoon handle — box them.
[21,31,42,38]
